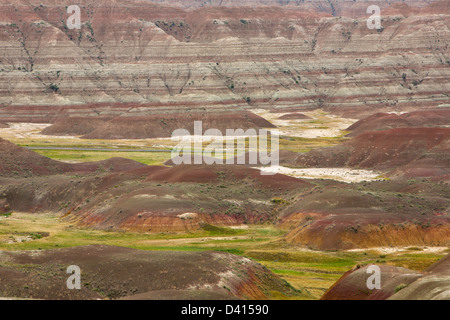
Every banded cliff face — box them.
[0,0,449,119]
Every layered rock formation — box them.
[287,128,450,178]
[0,137,448,248]
[0,0,449,120]
[278,179,450,250]
[0,141,311,231]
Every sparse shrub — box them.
[395,284,409,293]
[47,83,59,93]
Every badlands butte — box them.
[0,0,449,300]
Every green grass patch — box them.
[33,150,172,166]
[0,213,447,300]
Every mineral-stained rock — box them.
[0,0,449,119]
[40,110,276,139]
[287,128,450,178]
[346,109,450,137]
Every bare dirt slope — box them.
[0,245,299,300]
[278,179,450,250]
[321,253,450,300]
[41,111,275,139]
[289,128,450,178]
[346,109,450,137]
[0,138,147,177]
[0,161,312,232]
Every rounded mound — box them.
[347,109,450,137]
[322,254,450,300]
[278,113,312,120]
[0,138,147,177]
[0,245,298,300]
[291,128,450,178]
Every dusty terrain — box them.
[288,128,450,179]
[0,0,449,301]
[346,109,450,137]
[278,178,450,250]
[321,253,450,300]
[0,141,447,250]
[41,110,275,139]
[0,244,299,300]
[0,137,147,177]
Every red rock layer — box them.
[280,212,450,250]
[347,109,450,137]
[291,128,450,178]
[0,0,448,118]
[41,110,275,139]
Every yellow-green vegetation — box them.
[9,135,347,166]
[279,135,347,153]
[20,135,346,165]
[33,150,172,166]
[0,212,446,300]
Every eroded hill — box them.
[0,0,448,119]
[0,244,302,300]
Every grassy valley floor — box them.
[0,212,447,300]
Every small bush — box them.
[395,284,409,293]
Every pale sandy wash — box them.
[257,166,384,183]
[252,109,357,138]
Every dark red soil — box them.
[0,159,311,231]
[41,117,113,136]
[41,111,276,139]
[291,128,450,178]
[71,165,310,232]
[347,109,450,137]
[0,137,70,177]
[144,164,309,189]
